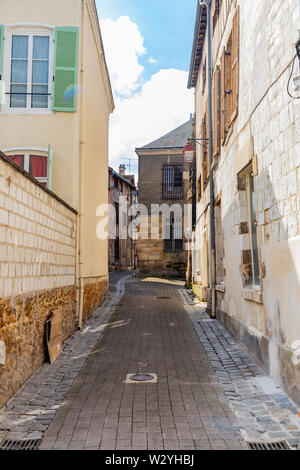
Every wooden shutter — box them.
[0,25,4,80]
[216,67,221,153]
[201,115,206,186]
[205,101,209,181]
[213,68,221,157]
[53,27,79,112]
[221,48,226,145]
[230,7,239,124]
[213,71,217,156]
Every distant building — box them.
[136,119,193,277]
[108,165,137,271]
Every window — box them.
[239,166,260,289]
[1,25,79,113]
[163,215,183,253]
[198,175,202,202]
[115,237,120,261]
[246,172,260,287]
[215,200,224,285]
[213,66,221,157]
[202,101,209,186]
[8,153,48,186]
[220,7,239,144]
[202,58,207,95]
[163,165,183,200]
[9,33,51,110]
[213,0,222,31]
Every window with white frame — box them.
[5,29,53,111]
[7,151,48,186]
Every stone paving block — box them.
[116,439,132,450]
[179,439,195,450]
[163,439,180,450]
[2,276,300,451]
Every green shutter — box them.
[47,144,52,190]
[0,25,4,79]
[52,27,79,112]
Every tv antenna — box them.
[121,157,136,174]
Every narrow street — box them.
[0,274,299,451]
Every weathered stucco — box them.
[192,0,300,404]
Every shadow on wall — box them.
[217,163,300,405]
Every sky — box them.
[96,0,197,178]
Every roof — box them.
[90,0,115,112]
[109,168,136,190]
[188,2,207,89]
[136,119,194,152]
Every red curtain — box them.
[29,155,47,177]
[9,155,24,168]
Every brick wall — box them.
[0,153,77,408]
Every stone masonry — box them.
[0,153,77,408]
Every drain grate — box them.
[0,439,42,451]
[129,373,154,382]
[246,441,291,451]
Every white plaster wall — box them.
[193,0,300,389]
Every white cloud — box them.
[148,57,158,64]
[100,16,146,96]
[100,16,194,179]
[109,68,194,174]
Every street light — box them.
[184,142,195,164]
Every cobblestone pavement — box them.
[193,320,300,448]
[0,277,300,451]
[39,278,244,451]
[0,272,132,443]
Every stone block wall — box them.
[82,275,108,322]
[137,215,186,277]
[0,153,77,408]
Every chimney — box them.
[119,164,126,176]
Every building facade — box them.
[136,120,193,277]
[108,165,137,272]
[0,0,114,405]
[188,0,300,405]
[0,0,114,322]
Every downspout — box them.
[299,0,300,36]
[77,0,85,329]
[200,0,216,317]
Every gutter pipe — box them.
[199,0,216,318]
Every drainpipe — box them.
[200,0,216,317]
[298,0,300,36]
[77,0,85,329]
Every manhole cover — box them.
[246,441,291,451]
[0,439,42,451]
[129,374,154,382]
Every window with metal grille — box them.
[163,214,183,253]
[163,165,183,200]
